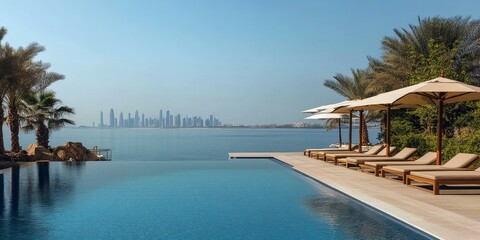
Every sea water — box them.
[4,127,379,161]
[0,127,434,239]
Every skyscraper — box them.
[175,114,181,127]
[166,110,170,127]
[159,110,163,128]
[141,113,145,128]
[128,112,131,128]
[119,112,124,128]
[134,110,139,128]
[109,108,115,128]
[100,111,104,128]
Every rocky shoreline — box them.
[0,142,106,170]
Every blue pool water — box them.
[1,128,434,239]
[1,161,432,239]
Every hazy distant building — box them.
[159,110,163,128]
[166,110,170,128]
[100,111,104,128]
[109,108,115,128]
[119,112,124,128]
[175,114,181,127]
[141,113,145,128]
[128,113,131,128]
[134,110,139,128]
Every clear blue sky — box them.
[1,0,479,125]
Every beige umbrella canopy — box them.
[303,100,359,151]
[305,113,358,147]
[302,100,356,113]
[335,77,480,164]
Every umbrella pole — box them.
[386,107,391,157]
[359,110,363,153]
[348,111,353,151]
[338,119,342,147]
[437,98,444,165]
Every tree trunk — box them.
[361,119,370,145]
[8,99,21,152]
[36,124,49,149]
[0,104,5,153]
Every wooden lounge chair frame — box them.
[381,167,410,184]
[405,173,480,195]
[311,150,358,161]
[323,145,385,165]
[341,147,416,170]
[358,150,435,176]
[326,145,389,165]
[305,145,359,157]
[381,153,478,184]
[360,160,414,176]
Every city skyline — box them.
[95,108,222,128]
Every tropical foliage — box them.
[0,26,72,156]
[323,16,480,162]
[324,68,375,144]
[368,16,480,90]
[0,27,8,153]
[21,91,75,148]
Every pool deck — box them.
[229,152,480,240]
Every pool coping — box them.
[229,152,480,240]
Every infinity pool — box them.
[0,160,434,239]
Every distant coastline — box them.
[74,123,381,129]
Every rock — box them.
[26,144,52,161]
[52,142,100,161]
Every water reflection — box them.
[0,162,86,239]
[304,195,433,240]
[0,173,3,218]
[38,162,49,190]
[10,166,19,217]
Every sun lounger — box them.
[304,144,358,157]
[359,152,436,176]
[339,147,417,169]
[324,145,387,165]
[406,167,480,195]
[381,153,478,184]
[310,149,359,160]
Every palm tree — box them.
[0,26,8,153]
[369,16,480,88]
[4,43,46,152]
[368,16,480,140]
[4,44,64,152]
[21,91,74,148]
[324,68,376,144]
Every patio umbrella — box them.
[302,100,356,113]
[335,77,480,164]
[334,103,396,157]
[303,100,358,150]
[305,113,358,147]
